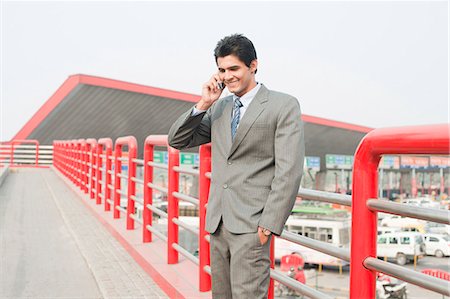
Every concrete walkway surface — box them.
[0,168,168,299]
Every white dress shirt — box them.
[193,83,262,127]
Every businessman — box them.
[168,34,304,298]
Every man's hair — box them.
[214,34,257,72]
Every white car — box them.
[380,215,426,228]
[401,197,440,209]
[423,233,450,257]
[377,232,426,265]
[427,222,450,235]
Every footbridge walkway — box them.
[1,124,449,299]
[0,167,171,298]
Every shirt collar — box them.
[232,83,261,107]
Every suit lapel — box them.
[228,85,269,157]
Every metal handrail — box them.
[280,230,350,262]
[172,218,199,235]
[172,243,199,265]
[270,269,333,299]
[172,192,199,206]
[367,199,450,225]
[173,165,200,176]
[364,257,450,296]
[298,188,352,207]
[147,161,168,169]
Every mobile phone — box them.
[217,82,225,90]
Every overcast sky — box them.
[1,0,448,141]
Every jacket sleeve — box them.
[258,98,304,235]
[168,106,212,150]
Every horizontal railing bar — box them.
[129,213,143,224]
[130,195,144,205]
[204,265,211,275]
[98,193,104,198]
[106,199,114,205]
[147,161,168,169]
[280,230,350,262]
[117,173,127,179]
[115,205,126,214]
[173,166,199,176]
[298,188,352,207]
[132,158,144,165]
[172,218,199,235]
[146,204,168,219]
[146,225,168,242]
[147,182,168,193]
[270,269,332,299]
[131,177,144,185]
[108,170,114,175]
[367,199,450,225]
[172,243,199,265]
[116,189,127,197]
[107,184,114,190]
[173,192,199,206]
[117,157,128,162]
[364,257,450,296]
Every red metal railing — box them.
[52,123,450,298]
[350,124,450,298]
[0,139,40,167]
[97,138,113,209]
[113,136,137,229]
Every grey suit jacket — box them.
[168,84,304,235]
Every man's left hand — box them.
[257,227,271,246]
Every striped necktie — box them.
[231,98,243,140]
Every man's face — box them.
[217,55,257,97]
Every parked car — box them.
[377,232,426,265]
[427,222,450,235]
[401,197,440,209]
[380,215,426,232]
[423,233,450,257]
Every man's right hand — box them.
[196,74,224,110]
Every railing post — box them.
[351,140,383,299]
[10,142,14,166]
[198,144,211,291]
[113,143,122,219]
[143,141,154,243]
[86,139,97,199]
[97,138,113,208]
[268,238,275,299]
[105,143,112,211]
[167,146,179,264]
[79,140,88,193]
[126,138,137,230]
[96,143,103,205]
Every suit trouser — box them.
[210,222,272,299]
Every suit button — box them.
[227,161,232,165]
[223,184,228,189]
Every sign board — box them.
[153,151,199,166]
[400,156,429,169]
[325,154,353,170]
[305,156,320,170]
[379,156,400,169]
[429,156,450,169]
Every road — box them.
[275,256,449,299]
